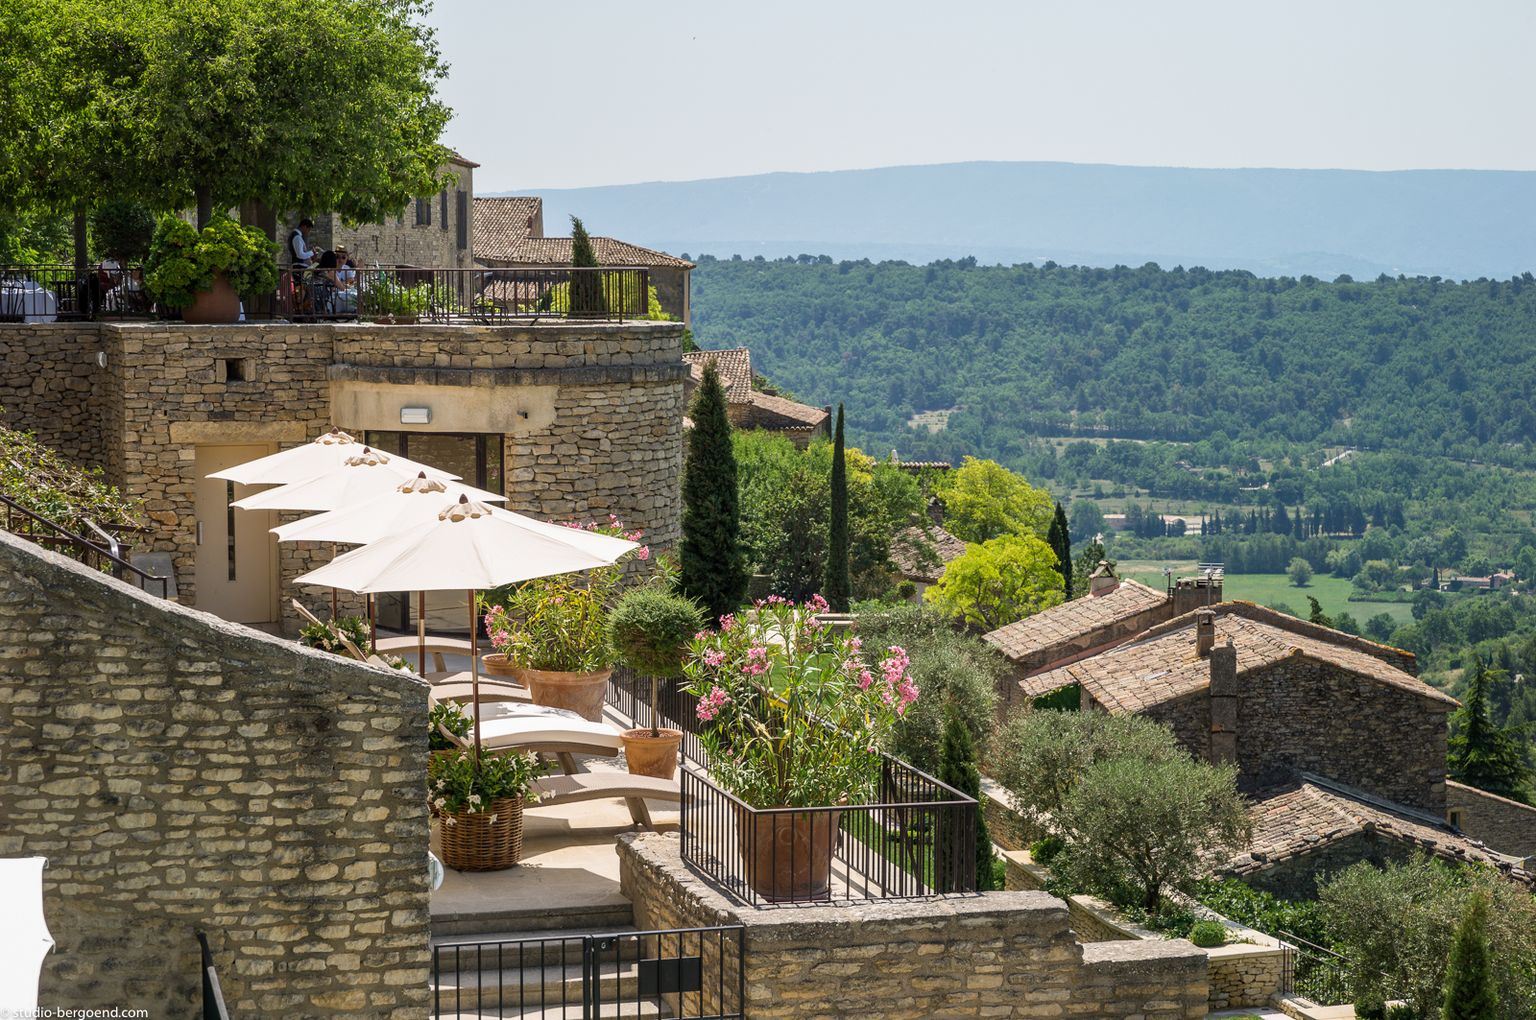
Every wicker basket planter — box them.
[438,797,525,872]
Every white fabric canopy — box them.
[232,454,497,513]
[0,857,53,1012]
[294,497,635,593]
[207,429,458,486]
[271,474,508,545]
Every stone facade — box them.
[0,528,430,1015]
[288,154,477,269]
[0,319,686,629]
[1447,780,1536,861]
[617,832,1208,1020]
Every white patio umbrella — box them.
[272,473,511,670]
[207,428,458,487]
[295,495,637,751]
[0,857,53,1012]
[231,448,495,512]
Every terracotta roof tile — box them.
[473,197,543,261]
[501,236,695,269]
[682,348,753,400]
[1133,600,1416,673]
[983,579,1167,662]
[749,391,830,430]
[890,524,968,584]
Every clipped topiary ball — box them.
[607,587,705,676]
[1187,920,1227,948]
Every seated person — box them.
[322,247,358,315]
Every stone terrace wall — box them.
[0,322,112,467]
[618,832,1207,1020]
[0,529,431,1016]
[1448,780,1536,861]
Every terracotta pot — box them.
[521,666,612,722]
[182,272,240,324]
[621,727,681,779]
[438,796,525,872]
[481,653,524,680]
[736,805,842,902]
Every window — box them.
[217,357,254,383]
[415,197,431,226]
[440,190,450,231]
[456,191,469,250]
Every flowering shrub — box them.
[482,516,648,672]
[427,748,545,818]
[682,593,917,808]
[428,701,472,751]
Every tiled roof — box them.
[983,579,1167,662]
[447,149,481,168]
[682,348,753,400]
[1018,673,1081,701]
[1132,600,1417,673]
[890,523,969,584]
[1028,606,1456,715]
[1225,778,1532,884]
[496,235,695,270]
[473,197,543,261]
[748,391,830,430]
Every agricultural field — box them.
[1116,562,1416,629]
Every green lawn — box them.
[1117,561,1415,630]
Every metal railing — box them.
[0,492,169,597]
[606,667,708,766]
[1279,931,1352,1006]
[0,264,151,321]
[431,925,745,1019]
[680,755,978,906]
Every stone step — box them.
[430,1003,668,1020]
[432,926,642,966]
[431,958,660,1011]
[432,900,635,937]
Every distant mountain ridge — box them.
[487,161,1536,280]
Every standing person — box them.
[287,218,318,314]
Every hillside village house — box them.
[681,346,832,445]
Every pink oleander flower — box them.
[693,631,709,642]
[849,636,862,652]
[719,614,736,632]
[637,546,650,561]
[857,668,874,690]
[806,593,829,614]
[702,649,726,668]
[696,685,732,722]
[806,616,822,632]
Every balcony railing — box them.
[1,264,653,324]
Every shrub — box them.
[937,712,997,891]
[1442,891,1499,1020]
[1191,877,1329,947]
[299,614,369,655]
[608,587,706,735]
[1188,920,1227,948]
[144,214,278,309]
[0,420,140,533]
[427,749,545,816]
[90,200,154,262]
[428,701,471,751]
[1029,835,1064,866]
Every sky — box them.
[431,0,1536,193]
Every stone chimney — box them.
[1194,608,1216,657]
[1088,560,1119,597]
[1172,573,1223,617]
[1208,637,1238,765]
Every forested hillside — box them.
[691,257,1536,468]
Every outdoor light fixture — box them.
[95,351,107,368]
[400,406,431,425]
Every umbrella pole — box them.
[331,545,339,619]
[469,588,481,757]
[417,591,427,675]
[367,594,376,653]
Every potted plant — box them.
[358,277,431,323]
[144,214,278,324]
[683,593,918,901]
[481,518,649,720]
[428,749,545,872]
[607,586,706,779]
[428,701,472,760]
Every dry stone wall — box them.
[0,322,111,467]
[0,528,431,1016]
[618,831,1208,1020]
[1448,780,1536,861]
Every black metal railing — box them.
[0,264,152,321]
[0,492,169,597]
[607,667,708,766]
[681,755,978,906]
[1279,932,1352,1006]
[196,931,232,1020]
[431,925,745,1019]
[281,264,652,323]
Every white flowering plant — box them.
[681,594,917,809]
[427,749,545,817]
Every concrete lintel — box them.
[328,361,690,388]
[168,420,309,444]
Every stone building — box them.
[681,347,831,446]
[286,150,479,269]
[0,318,686,632]
[475,195,696,324]
[889,520,967,595]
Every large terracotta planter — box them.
[520,666,612,722]
[438,796,525,872]
[621,727,681,779]
[736,806,842,902]
[182,272,240,324]
[481,653,524,680]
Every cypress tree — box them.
[1441,892,1498,1020]
[568,214,605,316]
[1047,502,1072,600]
[680,360,747,623]
[937,712,997,892]
[823,403,851,611]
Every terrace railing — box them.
[1279,932,1353,1006]
[0,492,169,598]
[0,264,151,321]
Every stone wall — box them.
[0,322,111,468]
[0,528,430,1016]
[617,832,1208,1020]
[1446,781,1536,861]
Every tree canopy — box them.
[936,456,1053,543]
[925,534,1063,631]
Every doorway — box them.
[194,444,277,624]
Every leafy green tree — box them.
[680,360,747,623]
[1307,596,1333,628]
[1069,499,1105,542]
[1047,502,1072,600]
[1448,658,1532,802]
[925,534,1064,631]
[1365,613,1398,643]
[937,711,998,892]
[1288,556,1314,587]
[823,404,851,611]
[1442,892,1499,1020]
[937,457,1053,543]
[568,215,605,316]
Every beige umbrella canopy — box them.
[231,449,499,513]
[0,857,53,1012]
[295,496,637,750]
[207,428,458,487]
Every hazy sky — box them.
[432,0,1536,193]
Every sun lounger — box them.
[529,773,681,830]
[375,634,474,673]
[428,694,621,774]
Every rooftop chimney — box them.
[1088,560,1119,597]
[1195,609,1217,657]
[1208,637,1239,764]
